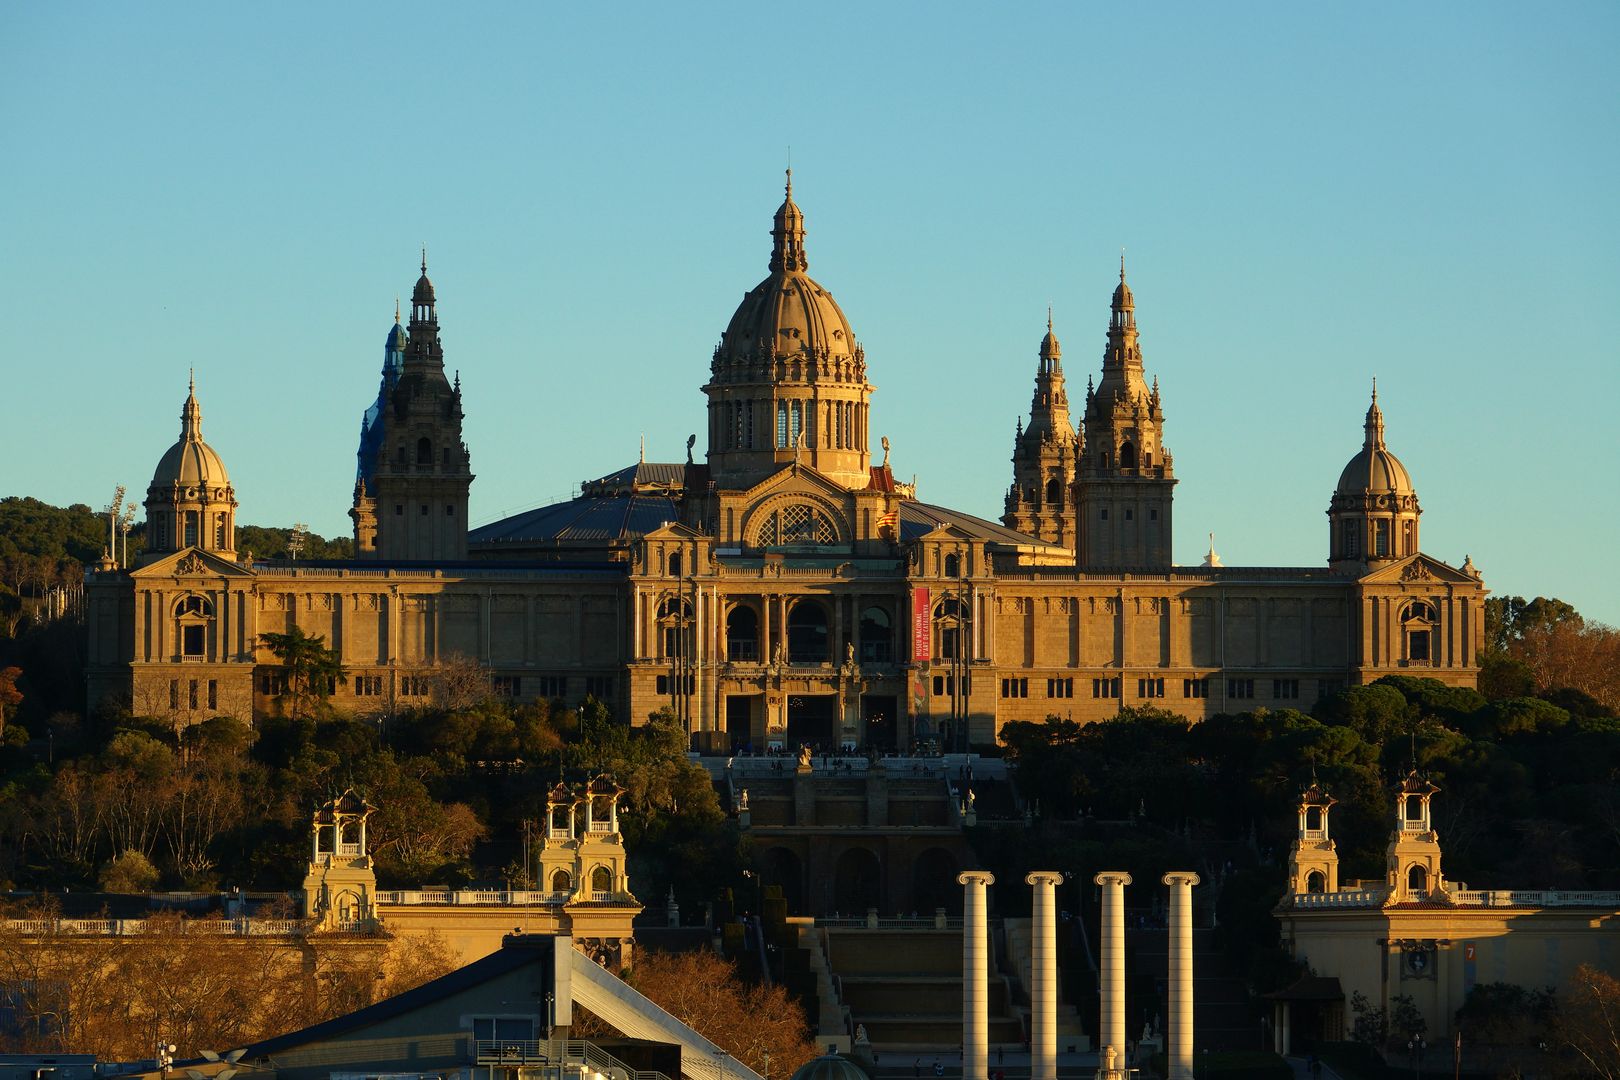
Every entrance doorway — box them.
[726,695,757,752]
[786,695,837,748]
[862,694,898,751]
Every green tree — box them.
[259,626,345,720]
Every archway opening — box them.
[590,865,613,893]
[787,602,829,664]
[859,606,892,663]
[760,847,803,914]
[913,847,960,914]
[833,847,882,915]
[1306,870,1326,894]
[726,605,760,662]
[1119,441,1136,469]
[551,869,572,893]
[1407,864,1428,893]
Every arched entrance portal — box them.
[833,847,882,915]
[760,846,803,914]
[913,847,960,914]
[787,695,837,748]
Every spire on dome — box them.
[1363,379,1386,450]
[412,248,435,307]
[770,168,807,273]
[1039,308,1062,369]
[1111,252,1136,324]
[181,371,202,440]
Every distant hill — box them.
[0,496,352,591]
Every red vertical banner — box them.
[912,587,931,662]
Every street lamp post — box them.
[1407,1035,1427,1078]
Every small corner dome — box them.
[150,438,231,493]
[148,387,232,496]
[1335,445,1413,497]
[385,321,408,351]
[790,1054,870,1080]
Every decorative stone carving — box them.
[175,553,207,576]
[1400,562,1433,582]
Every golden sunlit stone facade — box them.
[86,175,1486,747]
[1272,775,1620,1052]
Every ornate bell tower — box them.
[1077,260,1175,569]
[1004,313,1080,549]
[1287,779,1340,895]
[363,256,474,560]
[1385,770,1445,902]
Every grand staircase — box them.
[823,926,1023,1050]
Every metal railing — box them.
[471,1036,675,1080]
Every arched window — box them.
[658,597,693,659]
[668,552,682,578]
[416,437,432,465]
[1373,519,1391,557]
[1306,870,1326,894]
[396,445,406,464]
[776,401,789,448]
[944,553,961,578]
[726,605,760,662]
[859,606,893,663]
[1407,864,1428,893]
[1305,806,1323,832]
[175,594,215,659]
[1404,795,1424,822]
[1045,478,1061,505]
[1402,601,1438,663]
[1119,441,1137,469]
[754,503,837,547]
[787,602,830,664]
[935,596,968,660]
[551,869,572,892]
[591,865,613,893]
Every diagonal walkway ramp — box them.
[566,946,766,1080]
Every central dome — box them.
[714,172,861,374]
[703,172,875,492]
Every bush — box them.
[98,849,160,893]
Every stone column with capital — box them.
[1094,871,1132,1080]
[958,870,996,1080]
[1162,872,1201,1079]
[1025,872,1063,1080]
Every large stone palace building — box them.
[85,174,1487,749]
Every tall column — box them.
[1162,872,1200,1079]
[958,870,996,1080]
[1025,872,1062,1080]
[1094,871,1132,1080]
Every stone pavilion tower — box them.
[360,257,474,560]
[1077,261,1175,569]
[703,172,874,491]
[1287,778,1341,895]
[1386,769,1446,902]
[1004,313,1080,549]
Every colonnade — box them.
[953,869,1200,1080]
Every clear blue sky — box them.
[3,3,1617,623]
